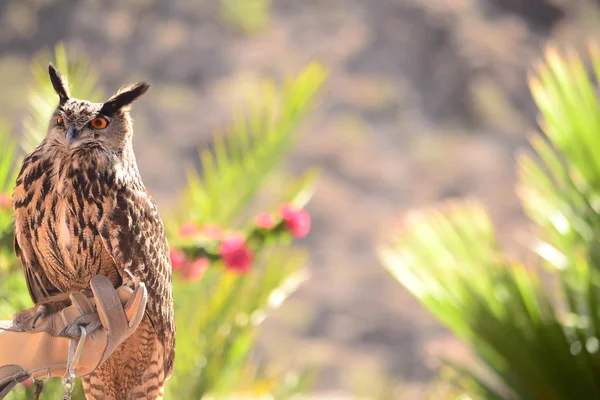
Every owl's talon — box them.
[31,304,48,329]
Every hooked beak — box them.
[66,125,78,148]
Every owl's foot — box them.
[12,304,49,330]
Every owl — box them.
[11,64,175,399]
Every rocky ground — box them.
[1,0,600,398]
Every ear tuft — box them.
[48,63,70,105]
[100,82,151,115]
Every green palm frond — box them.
[379,44,600,399]
[0,121,19,271]
[0,121,18,195]
[518,46,600,269]
[219,0,272,33]
[165,64,326,398]
[179,63,327,227]
[166,248,310,399]
[21,43,104,152]
[379,200,600,399]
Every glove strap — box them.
[63,326,87,400]
[34,380,43,400]
[32,370,50,400]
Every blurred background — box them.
[2,0,600,398]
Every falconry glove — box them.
[0,275,147,399]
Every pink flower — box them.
[0,193,10,208]
[169,248,187,270]
[181,257,209,281]
[179,222,223,241]
[254,212,277,229]
[219,235,252,273]
[179,222,201,238]
[200,224,223,240]
[280,203,311,238]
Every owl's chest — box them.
[16,167,117,291]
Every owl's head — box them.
[47,63,150,151]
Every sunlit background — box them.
[3,0,600,398]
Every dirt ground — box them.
[1,0,600,398]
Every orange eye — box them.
[56,115,63,125]
[90,117,108,130]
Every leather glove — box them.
[0,275,147,398]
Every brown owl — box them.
[11,64,175,399]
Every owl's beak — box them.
[66,125,78,148]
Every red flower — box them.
[219,234,252,273]
[280,203,311,238]
[0,193,10,208]
[181,257,209,281]
[179,222,201,238]
[254,212,277,229]
[169,248,187,270]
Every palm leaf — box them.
[165,248,309,399]
[379,44,600,399]
[178,63,327,227]
[379,200,600,399]
[0,120,19,272]
[0,120,18,195]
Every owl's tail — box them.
[82,317,166,400]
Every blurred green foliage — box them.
[379,44,600,399]
[177,63,324,227]
[167,60,326,399]
[0,44,326,399]
[219,0,272,33]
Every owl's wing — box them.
[97,185,175,376]
[12,148,63,305]
[13,233,59,304]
